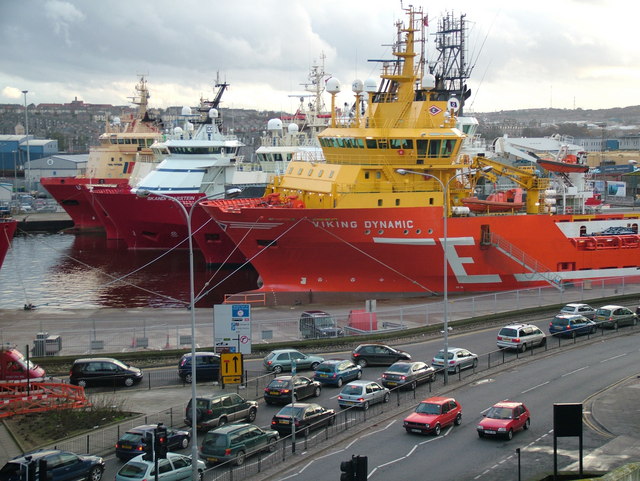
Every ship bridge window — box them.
[288,167,293,174]
[274,153,283,161]
[365,172,370,179]
[307,169,313,176]
[336,138,345,147]
[286,153,293,161]
[377,140,388,149]
[224,147,237,154]
[378,199,383,206]
[329,171,335,178]
[318,170,324,177]
[297,168,303,175]
[356,138,364,148]
[390,139,413,150]
[580,226,587,236]
[366,139,377,149]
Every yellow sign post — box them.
[220,352,243,385]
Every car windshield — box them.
[486,407,514,419]
[117,462,148,478]
[387,364,411,373]
[340,385,362,395]
[277,406,305,418]
[120,432,144,442]
[203,433,227,448]
[596,309,612,316]
[416,402,441,415]
[268,379,290,388]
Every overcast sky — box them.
[0,0,636,115]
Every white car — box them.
[115,453,204,481]
[431,347,478,373]
[337,380,390,410]
[496,324,546,352]
[559,303,596,320]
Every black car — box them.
[178,352,220,383]
[263,376,321,405]
[0,449,104,481]
[69,358,143,388]
[115,424,190,461]
[270,402,335,437]
[381,361,436,390]
[350,344,411,367]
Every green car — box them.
[595,305,638,329]
[262,349,324,374]
[200,423,279,466]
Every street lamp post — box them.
[22,90,31,194]
[396,167,491,384]
[136,188,241,480]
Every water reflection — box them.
[0,233,258,309]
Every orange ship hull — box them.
[1,218,17,269]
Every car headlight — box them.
[424,423,430,428]
[476,425,483,430]
[497,427,507,432]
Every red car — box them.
[476,401,530,440]
[403,396,462,435]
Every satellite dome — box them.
[287,123,299,133]
[351,79,364,93]
[267,118,283,131]
[421,73,436,90]
[185,121,194,132]
[112,116,121,125]
[174,126,184,134]
[208,108,219,119]
[326,77,341,94]
[181,106,192,116]
[363,78,377,93]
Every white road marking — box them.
[521,381,549,394]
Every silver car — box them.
[337,380,390,410]
[431,347,478,374]
[115,453,205,481]
[559,303,596,320]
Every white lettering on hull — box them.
[443,236,501,284]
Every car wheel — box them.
[356,370,362,380]
[337,377,344,388]
[506,429,514,440]
[410,381,417,391]
[184,373,193,384]
[124,377,135,387]
[383,392,390,403]
[524,418,530,430]
[633,317,638,326]
[180,436,189,449]
[78,379,87,388]
[520,343,527,353]
[247,408,257,422]
[218,417,228,427]
[314,386,321,397]
[310,362,320,370]
[455,364,461,374]
[540,337,547,346]
[472,358,478,368]
[273,365,283,374]
[357,359,368,368]
[454,413,462,426]
[433,424,441,436]
[88,466,103,481]
[293,393,298,402]
[235,450,246,466]
[362,401,370,411]
[267,438,276,452]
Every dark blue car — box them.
[313,359,362,387]
[0,449,104,481]
[178,352,220,383]
[549,314,596,338]
[115,425,190,460]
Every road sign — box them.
[221,352,243,377]
[222,375,242,384]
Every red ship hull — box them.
[202,201,640,301]
[41,177,129,231]
[1,219,17,269]
[89,189,246,265]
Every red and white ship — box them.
[0,217,17,270]
[200,8,640,305]
[89,83,248,265]
[41,76,163,232]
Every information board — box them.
[214,304,252,355]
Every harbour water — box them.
[0,232,259,310]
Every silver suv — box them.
[497,324,546,352]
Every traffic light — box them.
[354,455,368,481]
[23,459,36,481]
[339,457,355,481]
[142,432,154,461]
[155,424,168,459]
[38,459,51,481]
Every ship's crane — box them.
[469,156,550,214]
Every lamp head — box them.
[396,169,409,175]
[224,187,242,198]
[135,189,152,199]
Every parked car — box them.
[69,358,143,388]
[595,305,638,329]
[299,310,344,338]
[381,361,435,390]
[263,376,321,405]
[271,402,335,437]
[199,423,279,466]
[0,449,104,481]
[549,314,597,338]
[403,396,462,436]
[350,344,411,367]
[559,303,597,320]
[477,401,530,440]
[177,352,220,383]
[431,348,478,374]
[115,452,204,481]
[496,324,546,352]
[313,359,362,387]
[184,393,258,431]
[115,424,190,461]
[262,349,324,373]
[337,380,390,410]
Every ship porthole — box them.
[350,277,356,283]
[364,229,370,235]
[403,229,408,235]
[378,230,383,234]
[317,277,323,283]
[416,229,422,234]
